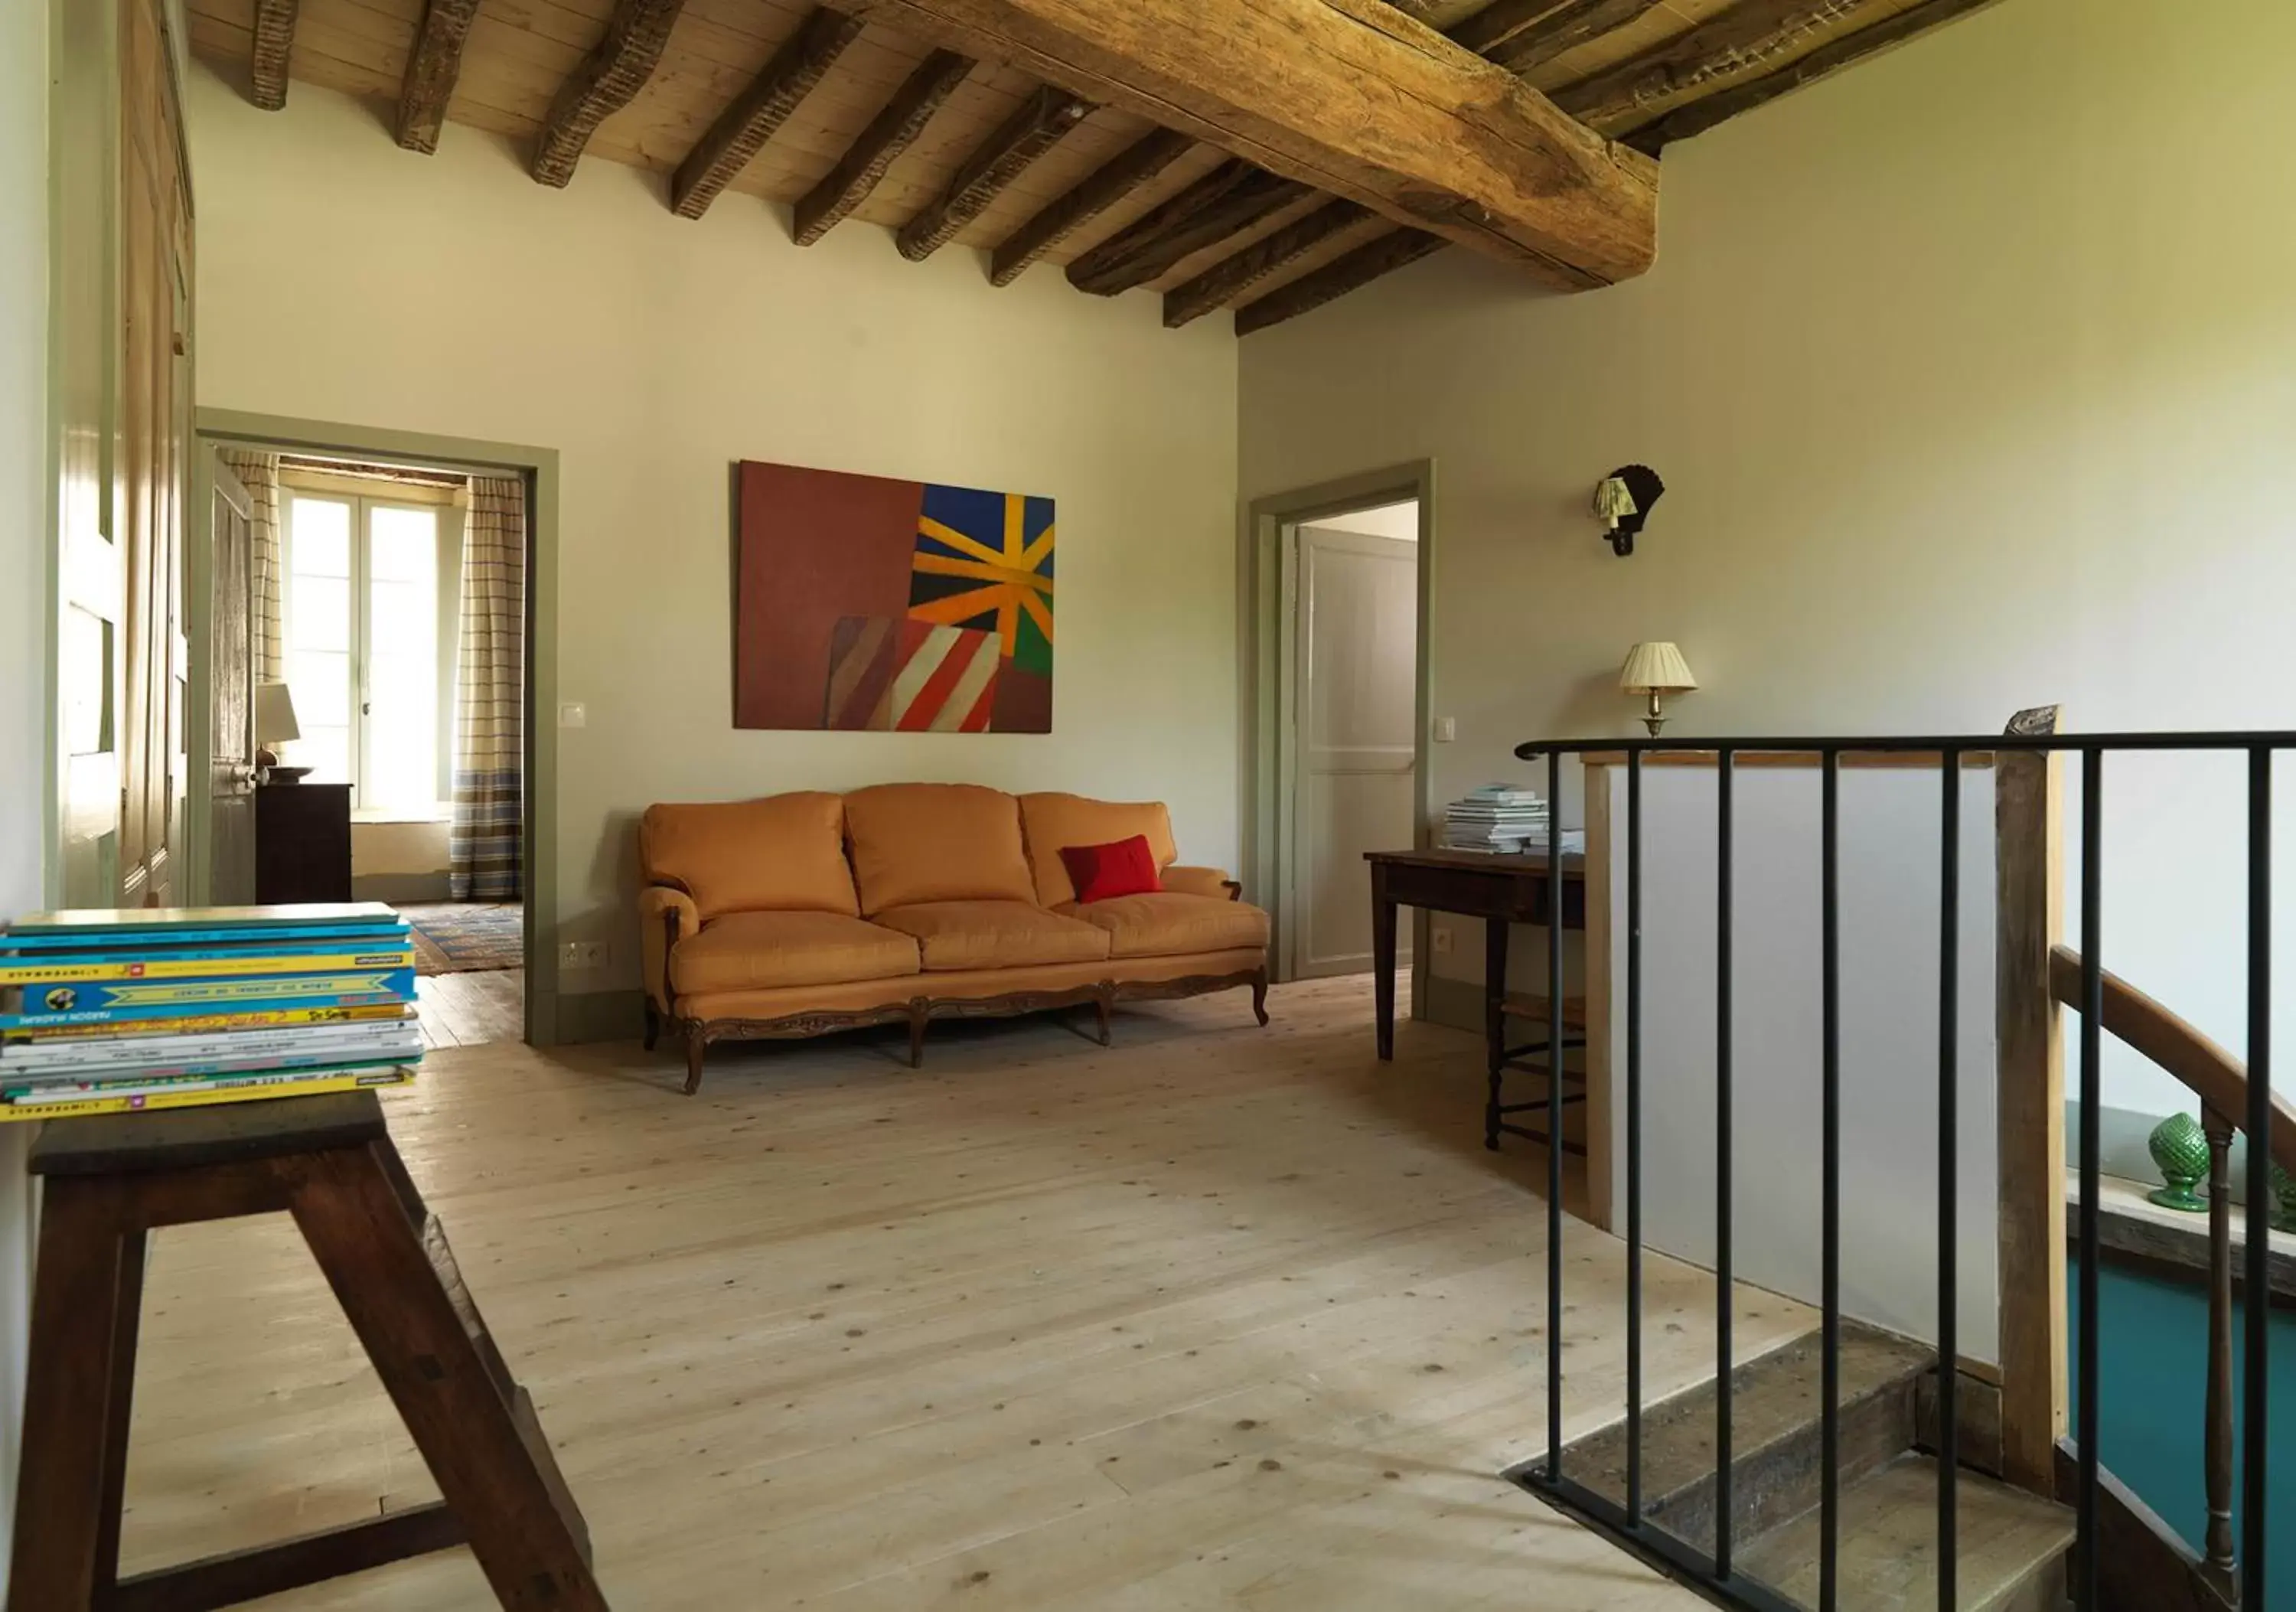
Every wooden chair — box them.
[7,1091,605,1610]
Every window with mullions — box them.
[283,490,452,816]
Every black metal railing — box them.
[1503,729,2280,1612]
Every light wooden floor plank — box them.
[115,977,1813,1608]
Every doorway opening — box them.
[1243,465,1433,997]
[191,428,541,1051]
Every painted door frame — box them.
[1241,462,1435,997]
[191,409,563,1047]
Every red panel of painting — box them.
[735,462,923,730]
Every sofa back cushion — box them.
[640,793,859,922]
[843,784,1036,914]
[1019,794,1178,908]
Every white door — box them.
[1293,526,1417,977]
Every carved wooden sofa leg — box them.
[642,1001,660,1052]
[683,1024,709,1096]
[907,1002,928,1069]
[1094,989,1114,1047]
[1251,968,1270,1026]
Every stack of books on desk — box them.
[0,904,421,1121]
[1444,785,1558,853]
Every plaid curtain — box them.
[216,448,283,683]
[450,476,526,899]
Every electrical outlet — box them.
[559,939,607,971]
[1430,923,1453,955]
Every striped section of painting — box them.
[825,618,1000,732]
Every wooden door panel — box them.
[117,0,189,909]
[1294,528,1418,979]
[208,455,257,902]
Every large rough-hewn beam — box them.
[1453,0,1668,73]
[987,128,1193,286]
[794,49,975,244]
[895,85,1092,260]
[532,0,690,186]
[842,0,1658,286]
[395,0,482,154]
[1551,0,1892,132]
[1162,198,1371,327]
[1619,0,2004,152]
[1233,227,1444,334]
[671,7,864,220]
[249,0,299,110]
[1066,162,1309,296]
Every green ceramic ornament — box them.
[2147,1111,2210,1212]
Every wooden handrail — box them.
[2049,942,2296,1178]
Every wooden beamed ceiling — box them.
[190,0,2004,332]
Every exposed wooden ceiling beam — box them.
[1067,162,1309,296]
[1162,199,1371,328]
[1620,0,2004,152]
[395,0,482,154]
[1453,0,1668,73]
[532,0,689,187]
[249,0,299,110]
[794,48,975,244]
[671,7,865,220]
[1551,0,1890,132]
[1234,227,1445,334]
[895,85,1093,260]
[987,128,1193,286]
[842,0,1658,286]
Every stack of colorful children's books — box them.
[0,903,422,1121]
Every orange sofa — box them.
[638,785,1270,1092]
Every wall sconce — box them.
[1592,464,1665,556]
[1619,641,1697,736]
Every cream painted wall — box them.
[1240,0,2296,1115]
[0,0,51,1580]
[187,64,1240,1003]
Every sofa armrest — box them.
[638,885,700,1012]
[1163,865,1242,902]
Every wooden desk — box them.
[1366,848,1588,1150]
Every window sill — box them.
[352,807,452,827]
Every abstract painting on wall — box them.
[734,460,1054,733]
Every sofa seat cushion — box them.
[872,901,1112,972]
[845,784,1037,914]
[1058,892,1270,960]
[670,911,920,996]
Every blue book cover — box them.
[3,902,402,935]
[0,922,409,953]
[2,968,416,1028]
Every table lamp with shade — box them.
[1619,642,1697,736]
[253,680,308,782]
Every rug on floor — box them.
[403,903,523,976]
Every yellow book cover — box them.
[0,1066,417,1124]
[0,949,415,984]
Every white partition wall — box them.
[1597,759,2001,1359]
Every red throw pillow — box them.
[1060,835,1162,903]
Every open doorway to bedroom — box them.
[191,423,541,1050]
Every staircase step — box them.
[1737,1454,2076,1612]
[1561,1323,1936,1552]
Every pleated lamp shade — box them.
[1619,641,1698,695]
